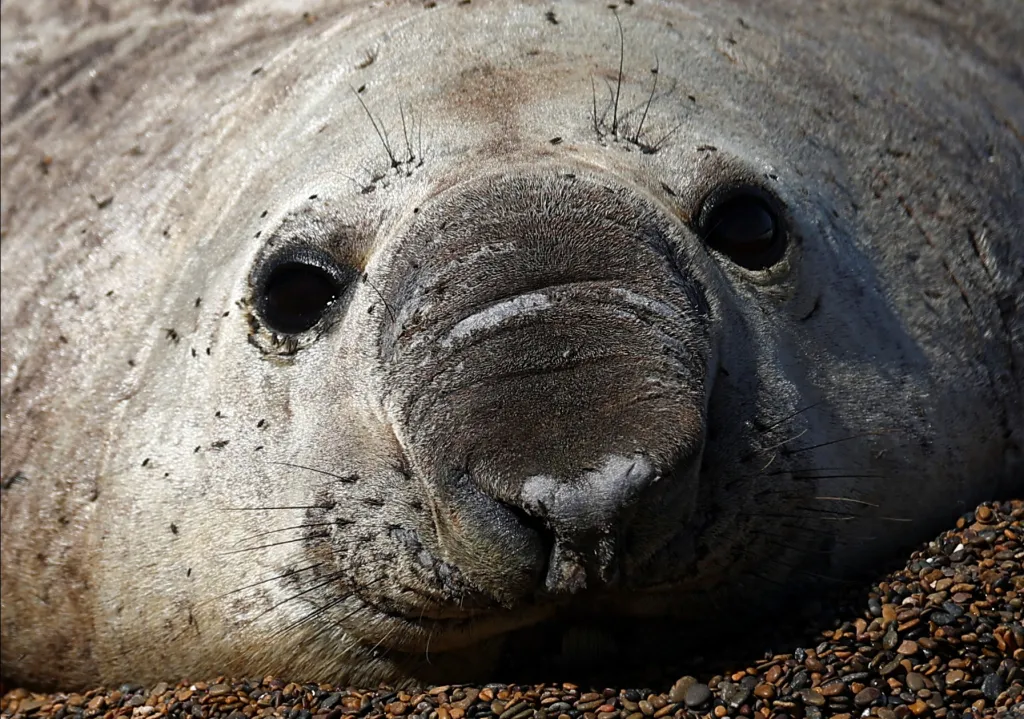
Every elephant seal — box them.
[1,0,1021,689]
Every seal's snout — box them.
[379,169,712,607]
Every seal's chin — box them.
[354,581,720,684]
[348,602,559,655]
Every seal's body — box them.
[1,0,1020,688]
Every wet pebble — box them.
[683,683,711,708]
[718,681,750,709]
[667,676,695,704]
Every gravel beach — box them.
[3,499,1021,719]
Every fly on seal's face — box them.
[1,0,1020,688]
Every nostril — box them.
[504,501,557,570]
[509,454,664,595]
[434,470,550,605]
[505,497,618,596]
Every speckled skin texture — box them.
[1,0,1021,689]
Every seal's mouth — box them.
[341,443,707,665]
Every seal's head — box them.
[2,0,1019,687]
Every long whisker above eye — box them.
[611,9,625,137]
[353,86,398,168]
[632,58,659,144]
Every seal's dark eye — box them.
[260,261,340,334]
[701,191,786,270]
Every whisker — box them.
[207,563,324,602]
[270,593,357,639]
[611,9,625,136]
[784,430,897,456]
[754,511,856,522]
[761,400,824,432]
[651,119,684,150]
[758,428,808,454]
[794,504,866,518]
[756,451,778,472]
[268,594,352,639]
[220,533,328,555]
[368,623,401,657]
[813,496,879,507]
[417,112,424,166]
[268,460,358,484]
[399,101,413,162]
[232,522,336,547]
[632,57,659,144]
[221,503,336,511]
[361,272,398,324]
[256,571,351,626]
[352,86,398,168]
[789,472,884,481]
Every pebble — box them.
[801,689,826,707]
[668,676,695,703]
[905,672,927,692]
[896,639,919,655]
[683,683,711,708]
[853,686,880,707]
[718,681,750,709]
[818,681,845,697]
[982,672,1005,701]
[1,499,1021,719]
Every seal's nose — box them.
[379,169,710,605]
[519,455,659,593]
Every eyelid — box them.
[695,183,783,236]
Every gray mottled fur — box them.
[1,0,1021,688]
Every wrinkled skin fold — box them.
[1,0,1021,689]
